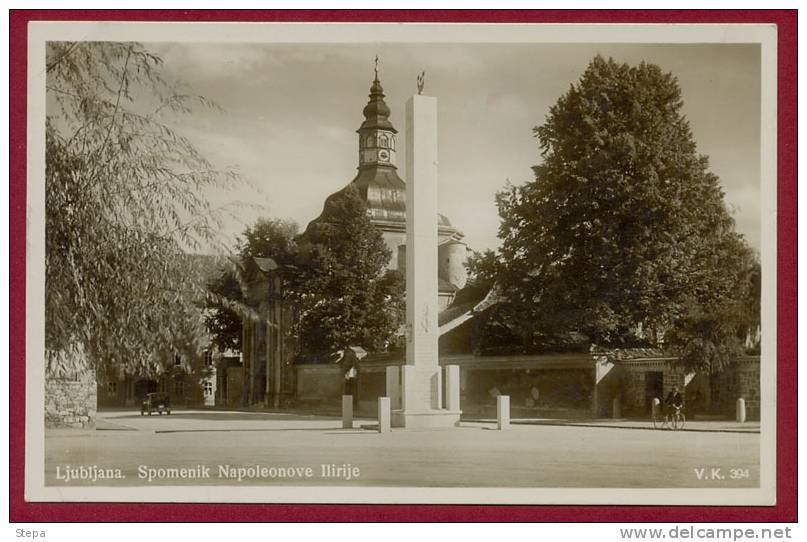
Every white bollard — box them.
[736,397,746,423]
[342,395,353,429]
[378,396,391,433]
[497,395,510,430]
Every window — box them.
[107,381,117,394]
[204,350,214,367]
[174,379,184,397]
[174,354,182,367]
[203,381,213,397]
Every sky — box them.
[150,42,761,253]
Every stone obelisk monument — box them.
[388,89,461,428]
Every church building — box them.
[237,69,471,408]
[302,69,469,310]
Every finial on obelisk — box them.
[374,55,379,81]
[417,71,425,95]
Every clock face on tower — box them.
[378,149,390,162]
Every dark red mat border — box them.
[9,9,797,523]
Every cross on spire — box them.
[374,55,379,81]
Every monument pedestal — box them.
[390,365,460,428]
[391,409,461,429]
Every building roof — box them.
[359,77,397,133]
[303,71,462,240]
[252,257,279,273]
[437,282,491,327]
[438,278,460,294]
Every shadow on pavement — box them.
[463,417,586,425]
[96,419,138,431]
[110,411,332,422]
[155,427,365,434]
[509,419,759,434]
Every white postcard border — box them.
[25,21,777,505]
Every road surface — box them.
[44,409,760,488]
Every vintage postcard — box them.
[23,20,778,506]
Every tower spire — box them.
[357,59,397,169]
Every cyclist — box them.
[664,386,684,421]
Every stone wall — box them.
[224,366,244,408]
[45,375,97,429]
[621,371,647,415]
[710,359,760,421]
[615,361,686,416]
[295,364,344,409]
[357,370,386,415]
[461,367,593,417]
[663,371,687,401]
[736,368,761,420]
[615,356,760,421]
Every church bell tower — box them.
[303,57,464,287]
[358,57,397,168]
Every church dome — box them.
[360,78,396,132]
[317,167,407,227]
[302,64,463,244]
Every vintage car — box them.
[140,392,172,416]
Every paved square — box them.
[45,409,759,488]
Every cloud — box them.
[142,41,761,252]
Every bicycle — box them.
[652,404,686,430]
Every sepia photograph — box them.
[20,20,780,507]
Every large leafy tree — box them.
[238,218,298,263]
[495,56,758,370]
[204,199,405,360]
[293,185,405,356]
[45,42,237,378]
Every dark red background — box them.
[8,9,797,522]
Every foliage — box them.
[203,267,244,353]
[665,257,761,370]
[238,218,298,263]
[493,56,759,370]
[46,42,238,378]
[204,218,299,352]
[465,249,499,288]
[292,185,405,356]
[204,195,404,359]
